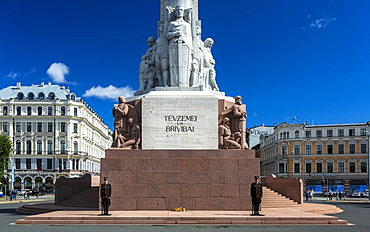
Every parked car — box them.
[31,188,45,196]
[350,190,361,197]
[362,189,369,198]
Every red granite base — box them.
[100,149,259,211]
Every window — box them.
[282,146,287,155]
[36,159,42,169]
[294,163,300,173]
[306,145,311,155]
[317,163,323,173]
[316,145,322,154]
[327,130,333,137]
[16,122,21,132]
[316,130,322,137]
[16,141,21,154]
[338,144,344,154]
[361,162,367,173]
[17,92,24,100]
[38,92,45,100]
[71,94,76,101]
[349,162,356,173]
[26,158,31,169]
[49,92,55,100]
[47,159,53,169]
[48,106,53,115]
[28,92,34,100]
[3,106,8,115]
[61,122,66,132]
[360,129,367,136]
[37,140,42,154]
[283,132,286,139]
[305,163,311,173]
[26,122,32,132]
[361,144,367,154]
[61,140,66,154]
[305,131,311,138]
[278,163,285,173]
[27,106,32,115]
[3,122,8,132]
[327,163,333,173]
[73,123,78,133]
[294,145,300,155]
[47,140,53,154]
[338,162,344,173]
[73,141,78,154]
[15,158,21,169]
[295,130,299,138]
[74,107,78,116]
[61,107,66,115]
[327,145,333,154]
[37,106,42,115]
[16,106,21,115]
[338,129,344,137]
[37,122,42,132]
[349,129,355,136]
[48,122,53,132]
[26,140,32,154]
[350,144,356,154]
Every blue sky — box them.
[1,0,370,130]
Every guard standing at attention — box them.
[100,177,112,215]
[250,176,263,215]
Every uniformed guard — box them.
[250,176,263,215]
[100,177,112,215]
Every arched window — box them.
[38,92,45,100]
[17,92,24,100]
[61,106,66,115]
[28,92,34,100]
[287,132,290,139]
[73,141,78,154]
[38,106,42,115]
[61,140,66,154]
[3,106,8,115]
[48,140,53,154]
[283,132,286,139]
[16,141,21,154]
[27,106,32,115]
[48,92,55,100]
[26,140,32,154]
[37,140,42,154]
[16,106,21,115]
[70,94,76,101]
[48,106,53,115]
[280,132,282,139]
[295,130,300,138]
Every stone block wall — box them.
[100,149,259,211]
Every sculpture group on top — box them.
[139,1,219,91]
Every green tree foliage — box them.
[0,134,13,176]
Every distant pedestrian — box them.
[329,190,333,200]
[335,190,339,200]
[305,189,310,201]
[11,189,17,200]
[339,191,342,200]
[35,188,40,199]
[24,191,29,201]
[343,192,346,200]
[309,190,314,201]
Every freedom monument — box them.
[101,0,259,211]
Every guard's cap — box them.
[254,176,259,180]
[104,177,108,181]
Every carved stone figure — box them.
[139,55,148,90]
[120,117,141,149]
[218,117,241,149]
[232,96,248,149]
[155,24,169,87]
[202,38,219,91]
[144,37,157,90]
[190,26,204,87]
[166,6,193,87]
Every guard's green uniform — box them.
[251,181,263,215]
[101,182,111,215]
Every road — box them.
[1,197,369,232]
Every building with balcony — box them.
[0,82,112,192]
[259,122,369,195]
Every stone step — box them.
[57,187,99,208]
[261,187,300,208]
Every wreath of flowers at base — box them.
[171,207,187,212]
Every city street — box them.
[1,197,370,232]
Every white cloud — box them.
[83,85,135,100]
[24,68,36,76]
[46,62,71,83]
[6,70,18,79]
[309,17,337,28]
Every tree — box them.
[0,134,12,176]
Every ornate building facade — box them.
[0,82,112,192]
[259,122,369,195]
